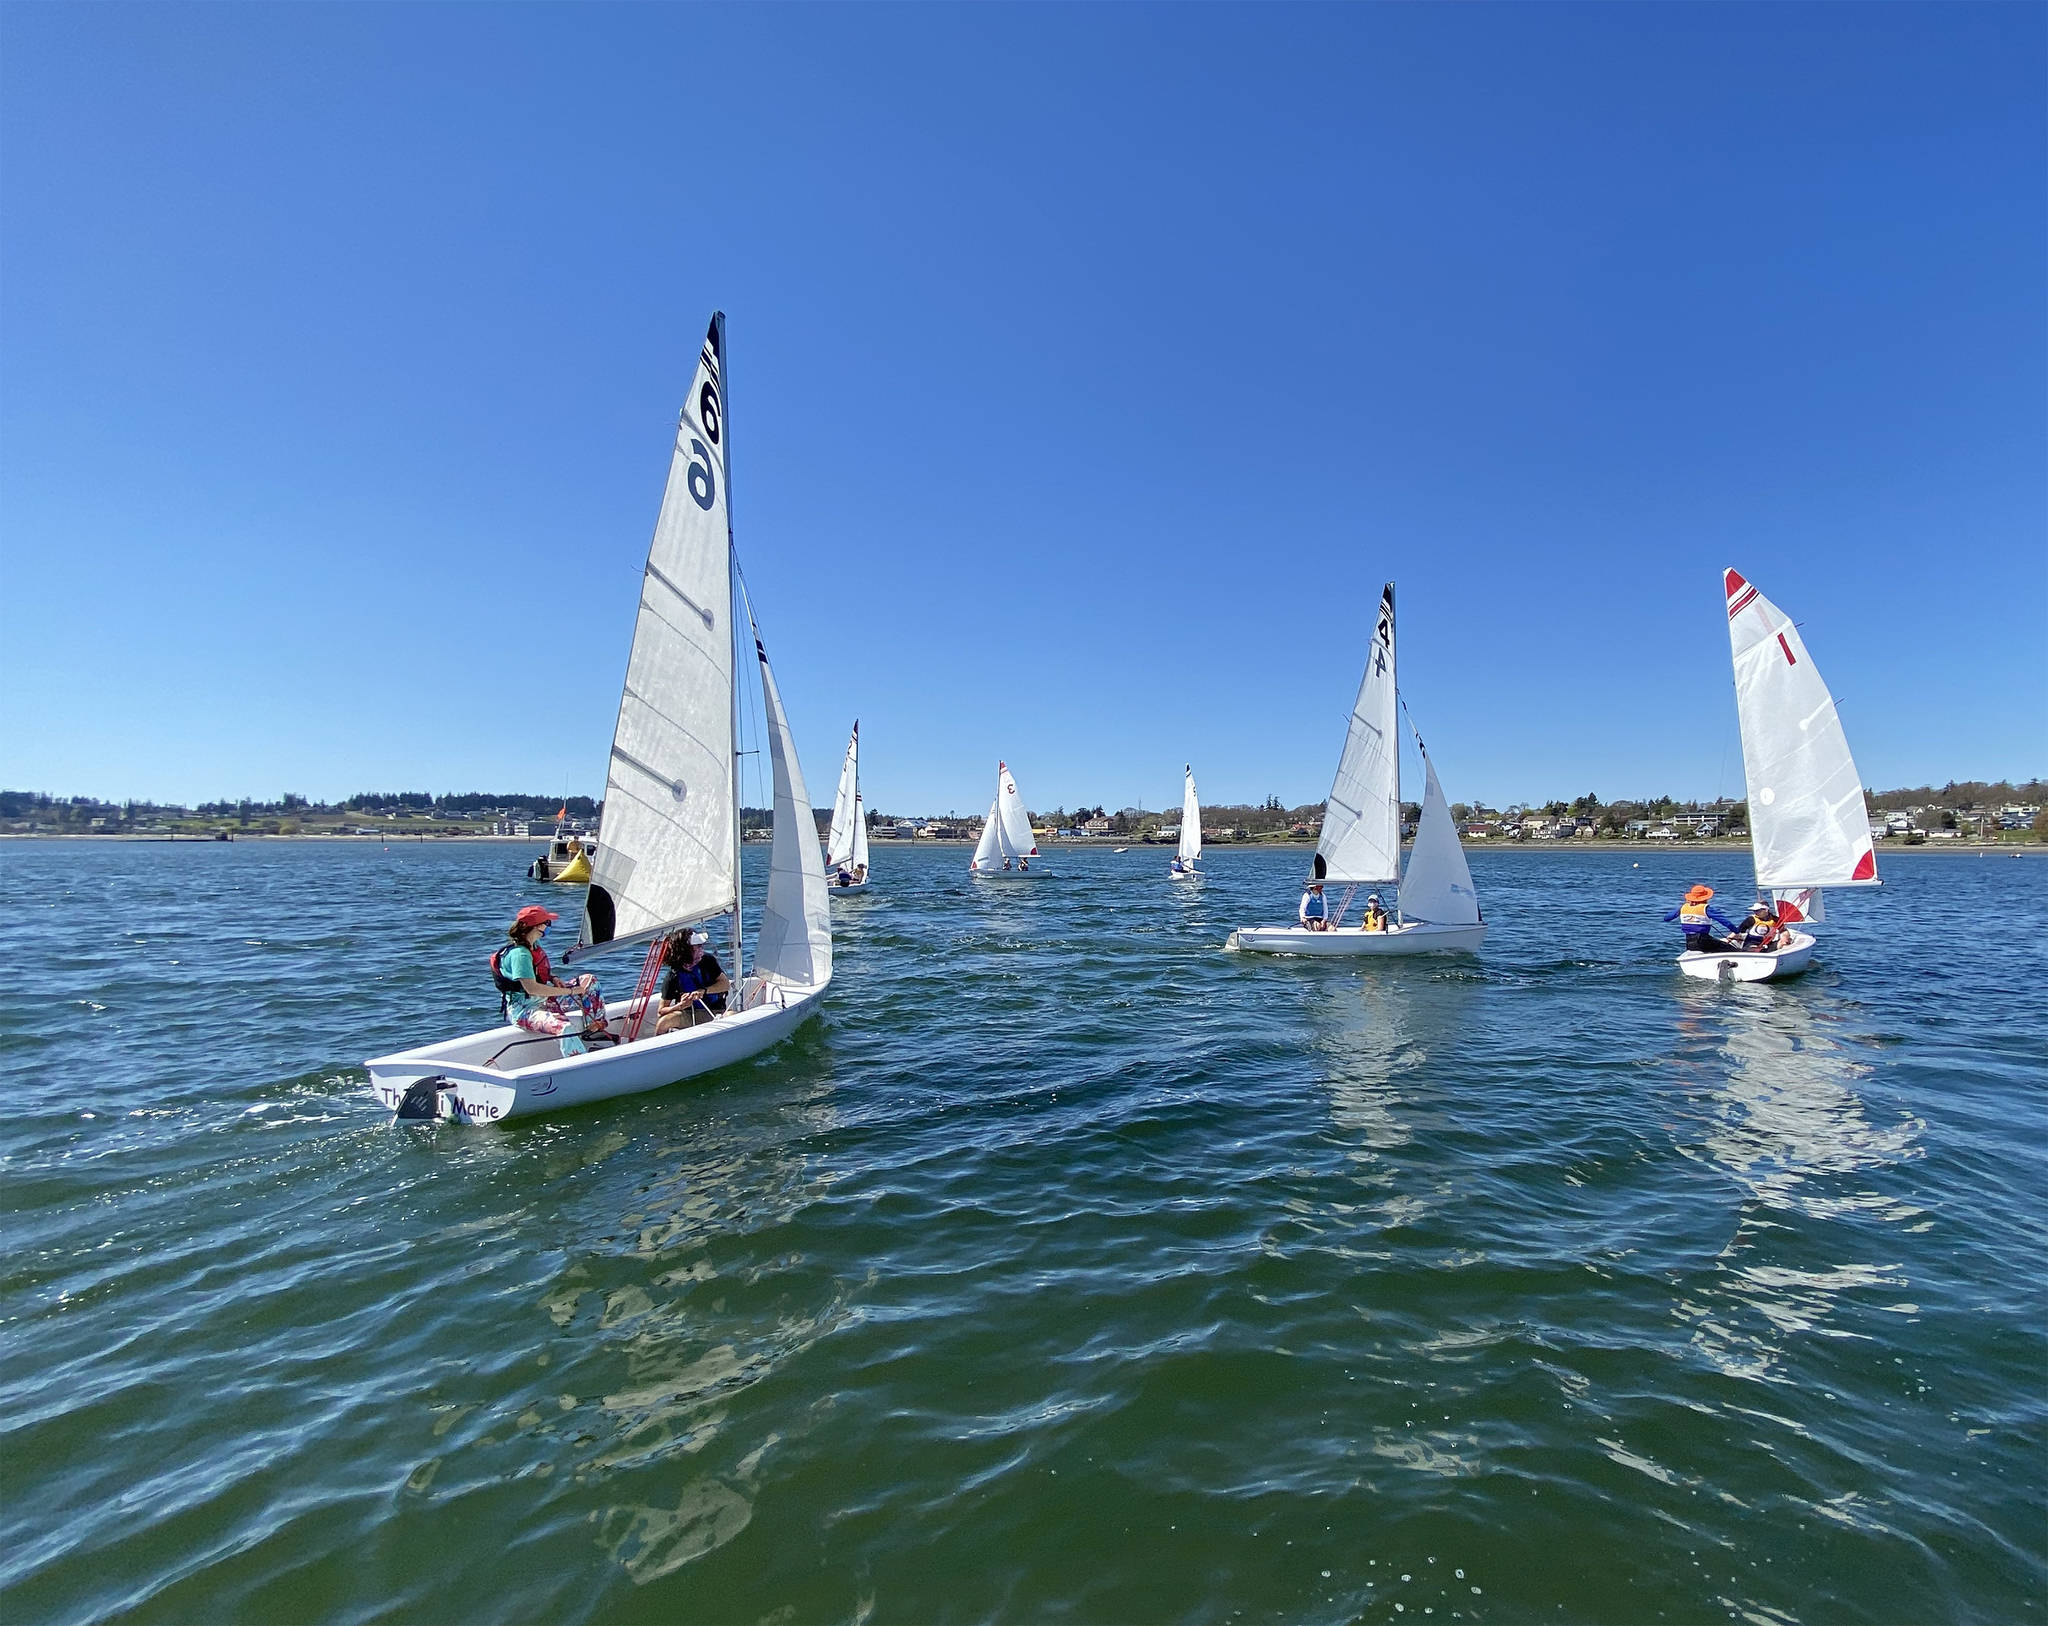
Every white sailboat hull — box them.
[1675,929,1816,983]
[1227,921,1486,956]
[970,866,1049,880]
[365,982,826,1124]
[828,879,870,896]
[1169,865,1201,881]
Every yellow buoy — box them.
[552,853,592,885]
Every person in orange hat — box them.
[1664,884,1741,953]
[489,905,612,1054]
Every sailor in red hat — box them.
[488,906,612,1053]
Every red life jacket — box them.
[489,941,554,1005]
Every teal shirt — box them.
[500,944,540,1015]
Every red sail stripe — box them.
[1852,848,1876,881]
[1777,633,1797,665]
[1728,586,1760,618]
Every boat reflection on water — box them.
[1310,972,1478,1229]
[531,1076,855,1583]
[1673,985,1924,1381]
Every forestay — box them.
[1398,748,1480,926]
[825,722,861,870]
[1317,583,1400,885]
[1178,766,1202,866]
[749,624,832,989]
[971,797,1005,871]
[581,316,737,952]
[1725,568,1877,892]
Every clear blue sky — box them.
[4,3,2042,817]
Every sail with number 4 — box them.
[825,722,862,871]
[1177,766,1202,867]
[1316,583,1401,884]
[580,315,738,956]
[1724,568,1877,922]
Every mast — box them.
[719,311,744,991]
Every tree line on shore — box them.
[4,779,2042,839]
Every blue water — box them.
[1,839,2042,1623]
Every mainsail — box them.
[749,624,832,990]
[1317,583,1400,885]
[825,722,860,869]
[1178,766,1202,866]
[1397,746,1480,926]
[581,314,738,952]
[851,790,870,875]
[1724,568,1877,893]
[997,763,1038,857]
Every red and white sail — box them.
[1724,568,1877,900]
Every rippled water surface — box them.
[3,839,2043,1624]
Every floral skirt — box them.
[513,984,607,1039]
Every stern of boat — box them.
[1676,930,1816,983]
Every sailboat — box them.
[824,721,870,894]
[366,314,832,1123]
[969,761,1044,877]
[1168,765,1202,879]
[1677,568,1878,982]
[527,806,593,882]
[1229,583,1484,955]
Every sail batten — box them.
[1316,583,1401,885]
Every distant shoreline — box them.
[3,833,2039,857]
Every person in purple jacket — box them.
[1665,885,1742,952]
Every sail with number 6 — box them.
[578,318,742,962]
[365,311,832,1123]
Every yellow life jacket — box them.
[1679,899,1711,927]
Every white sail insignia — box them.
[1317,583,1400,885]
[1397,746,1480,926]
[1177,766,1202,867]
[582,315,738,952]
[1725,568,1877,892]
[749,624,832,991]
[825,722,861,870]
